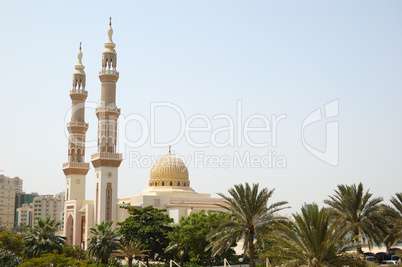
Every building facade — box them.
[0,175,23,229]
[16,203,33,227]
[15,192,39,227]
[32,194,64,230]
[62,20,224,248]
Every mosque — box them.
[62,20,224,247]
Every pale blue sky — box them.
[0,0,401,213]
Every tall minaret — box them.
[63,43,90,201]
[62,44,90,246]
[91,18,123,226]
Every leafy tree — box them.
[113,239,149,267]
[0,248,21,267]
[118,206,173,264]
[206,183,289,267]
[0,230,24,257]
[87,221,120,265]
[19,251,97,267]
[0,230,23,266]
[267,204,366,267]
[23,217,66,258]
[62,243,88,261]
[324,183,387,254]
[108,257,123,267]
[167,210,236,267]
[166,224,188,267]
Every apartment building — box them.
[32,193,64,230]
[0,175,22,229]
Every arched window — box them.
[76,149,81,162]
[178,182,180,186]
[170,181,172,186]
[162,181,165,186]
[106,183,112,222]
[184,182,186,186]
[71,149,76,162]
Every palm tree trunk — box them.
[102,257,109,265]
[248,230,256,267]
[355,229,363,255]
[180,256,184,267]
[128,257,133,267]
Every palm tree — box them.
[113,239,149,267]
[87,221,120,264]
[266,204,366,267]
[166,225,187,267]
[206,183,288,267]
[383,193,402,251]
[22,217,66,258]
[324,183,387,254]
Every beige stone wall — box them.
[93,166,119,227]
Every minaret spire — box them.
[102,18,116,70]
[64,43,89,165]
[63,44,90,246]
[92,19,122,226]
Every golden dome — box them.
[149,152,190,187]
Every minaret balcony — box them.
[67,121,89,133]
[95,106,121,117]
[99,69,119,83]
[70,89,88,101]
[91,152,123,168]
[62,162,90,175]
[99,69,119,76]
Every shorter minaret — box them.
[63,43,90,246]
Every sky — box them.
[0,0,401,214]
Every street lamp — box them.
[239,257,243,267]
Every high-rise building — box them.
[14,192,39,226]
[32,194,64,230]
[0,175,22,229]
[16,203,33,227]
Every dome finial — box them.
[73,42,85,83]
[169,145,171,154]
[77,42,83,65]
[107,17,113,42]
